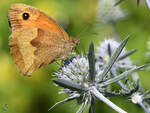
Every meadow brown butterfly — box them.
[8,3,79,76]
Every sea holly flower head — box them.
[49,37,147,113]
[96,38,136,71]
[129,87,150,113]
[97,0,126,24]
[131,92,143,104]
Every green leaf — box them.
[100,64,149,87]
[99,36,130,81]
[53,78,88,91]
[48,94,80,111]
[118,49,136,61]
[88,42,96,83]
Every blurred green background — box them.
[0,0,150,113]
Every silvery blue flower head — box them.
[96,38,140,92]
[55,54,103,85]
[96,39,135,71]
[97,0,126,24]
[49,37,147,113]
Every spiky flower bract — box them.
[96,39,134,70]
[95,39,150,113]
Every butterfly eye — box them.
[22,13,30,20]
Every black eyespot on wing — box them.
[22,13,30,20]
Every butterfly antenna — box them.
[75,22,92,38]
[75,21,102,42]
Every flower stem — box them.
[139,102,150,113]
[111,68,129,92]
[90,86,127,113]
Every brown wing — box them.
[9,27,76,76]
[9,3,80,76]
[8,3,70,41]
[30,28,76,68]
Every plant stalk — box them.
[90,86,127,113]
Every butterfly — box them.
[8,3,79,76]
